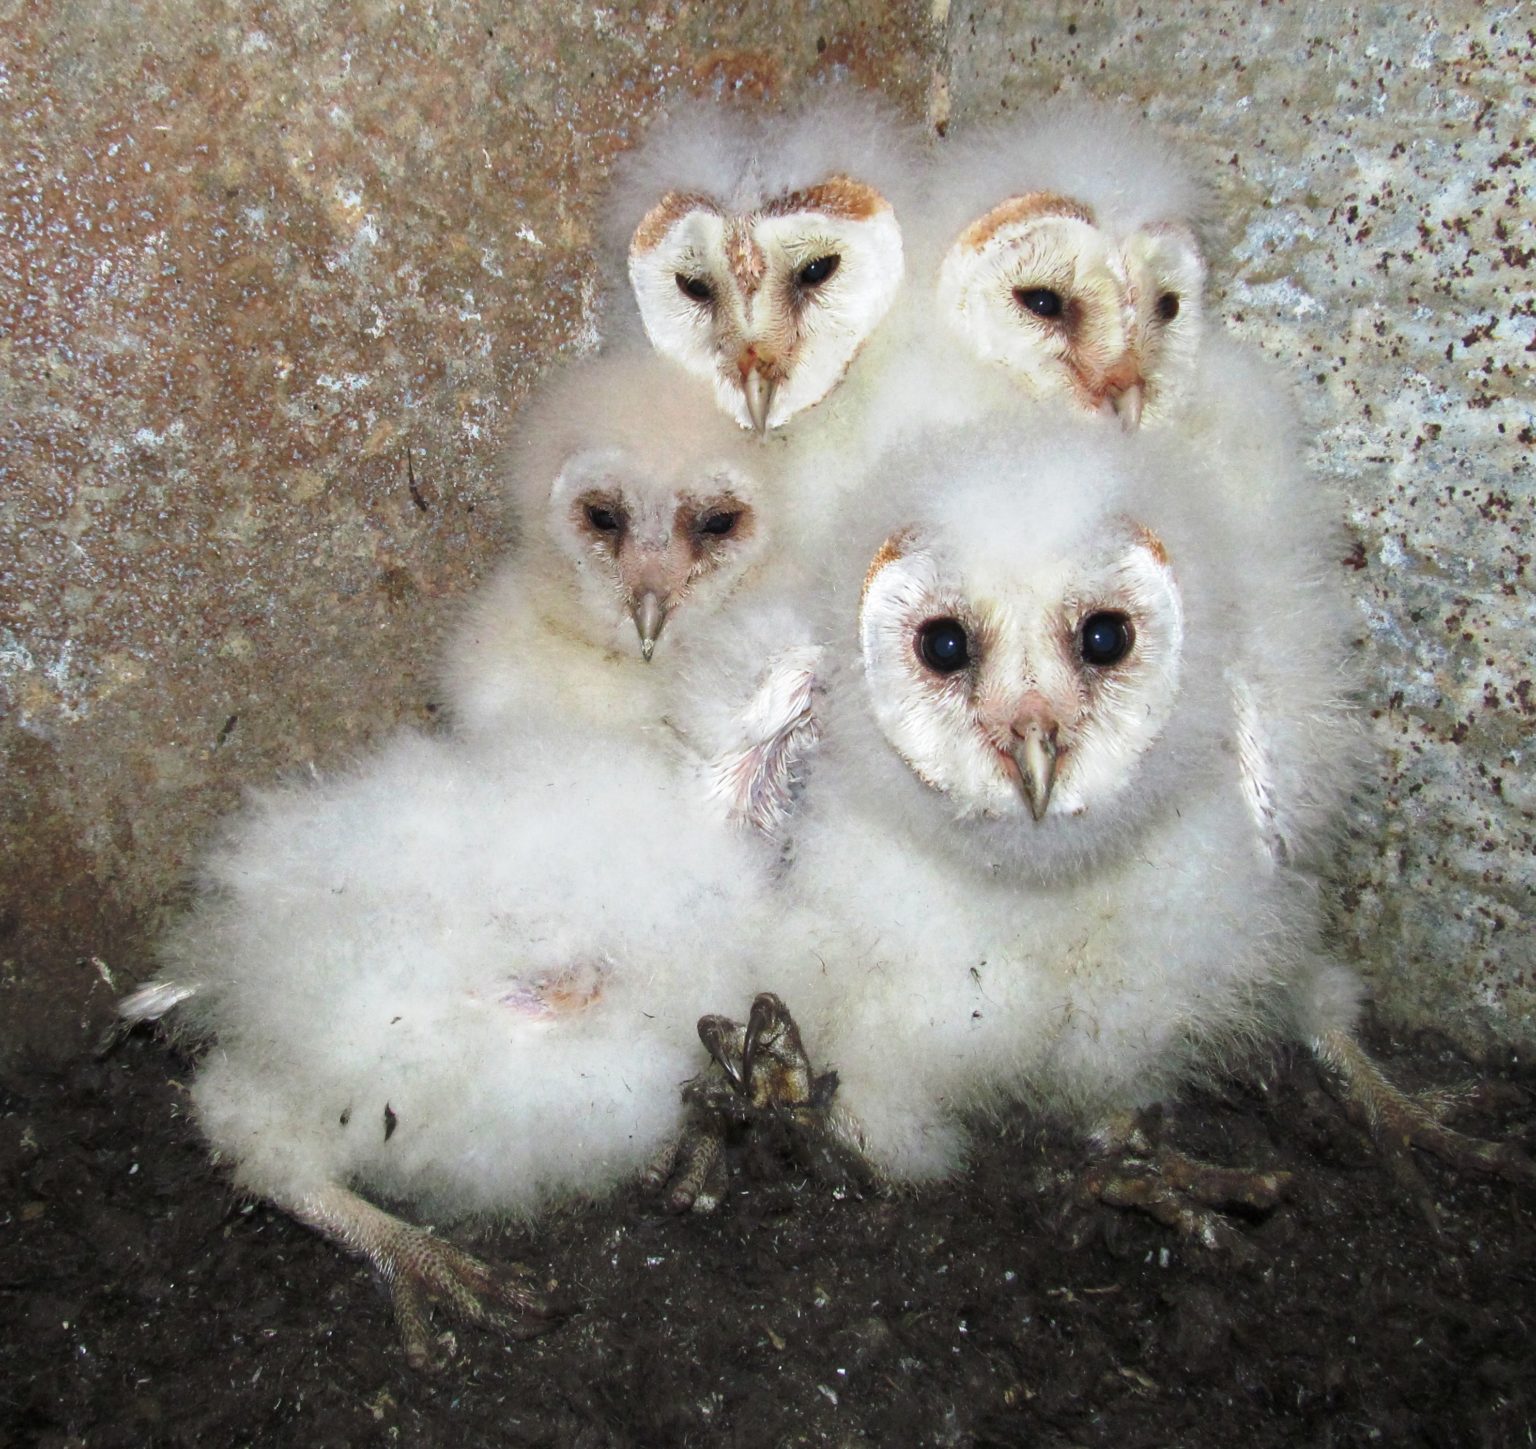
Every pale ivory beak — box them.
[1008,718,1060,822]
[741,366,777,435]
[1110,378,1145,430]
[633,592,667,662]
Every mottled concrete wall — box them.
[3,0,1529,1076]
[0,0,939,1074]
[944,1,1534,1049]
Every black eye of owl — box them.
[1014,287,1064,319]
[1079,611,1134,667]
[1156,291,1181,321]
[796,254,840,287]
[697,509,740,537]
[585,504,624,533]
[675,273,715,303]
[916,617,971,674]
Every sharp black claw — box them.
[744,992,800,1074]
[697,1013,747,1092]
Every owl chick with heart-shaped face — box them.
[603,87,916,435]
[441,351,782,743]
[123,354,796,1035]
[436,350,827,839]
[681,417,1529,1220]
[924,100,1210,428]
[753,420,1302,1181]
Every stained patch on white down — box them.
[475,959,613,1022]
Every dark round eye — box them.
[585,504,623,533]
[675,273,714,303]
[1156,291,1181,321]
[796,254,840,288]
[1014,287,1064,319]
[916,617,971,674]
[697,510,740,537]
[1079,611,1134,667]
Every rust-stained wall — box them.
[0,1,940,1074]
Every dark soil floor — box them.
[3,1024,1534,1449]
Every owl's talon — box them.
[660,994,873,1202]
[289,1185,570,1370]
[1313,1029,1536,1212]
[697,1013,749,1093]
[1069,1111,1289,1253]
[742,992,822,1110]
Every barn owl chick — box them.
[120,353,800,1042]
[692,421,1291,1186]
[130,719,777,1368]
[605,88,915,432]
[682,419,1529,1235]
[442,352,779,742]
[929,101,1210,427]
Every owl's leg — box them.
[651,993,871,1209]
[285,1183,569,1371]
[1311,1028,1534,1220]
[641,1018,745,1213]
[1064,1112,1292,1254]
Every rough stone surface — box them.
[2,0,1530,1070]
[0,1,940,1074]
[944,0,1534,1052]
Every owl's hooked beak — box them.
[633,591,667,662]
[1096,360,1146,431]
[1008,716,1060,822]
[1108,379,1145,430]
[737,347,780,434]
[740,368,777,434]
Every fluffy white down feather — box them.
[914,100,1214,282]
[158,725,774,1221]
